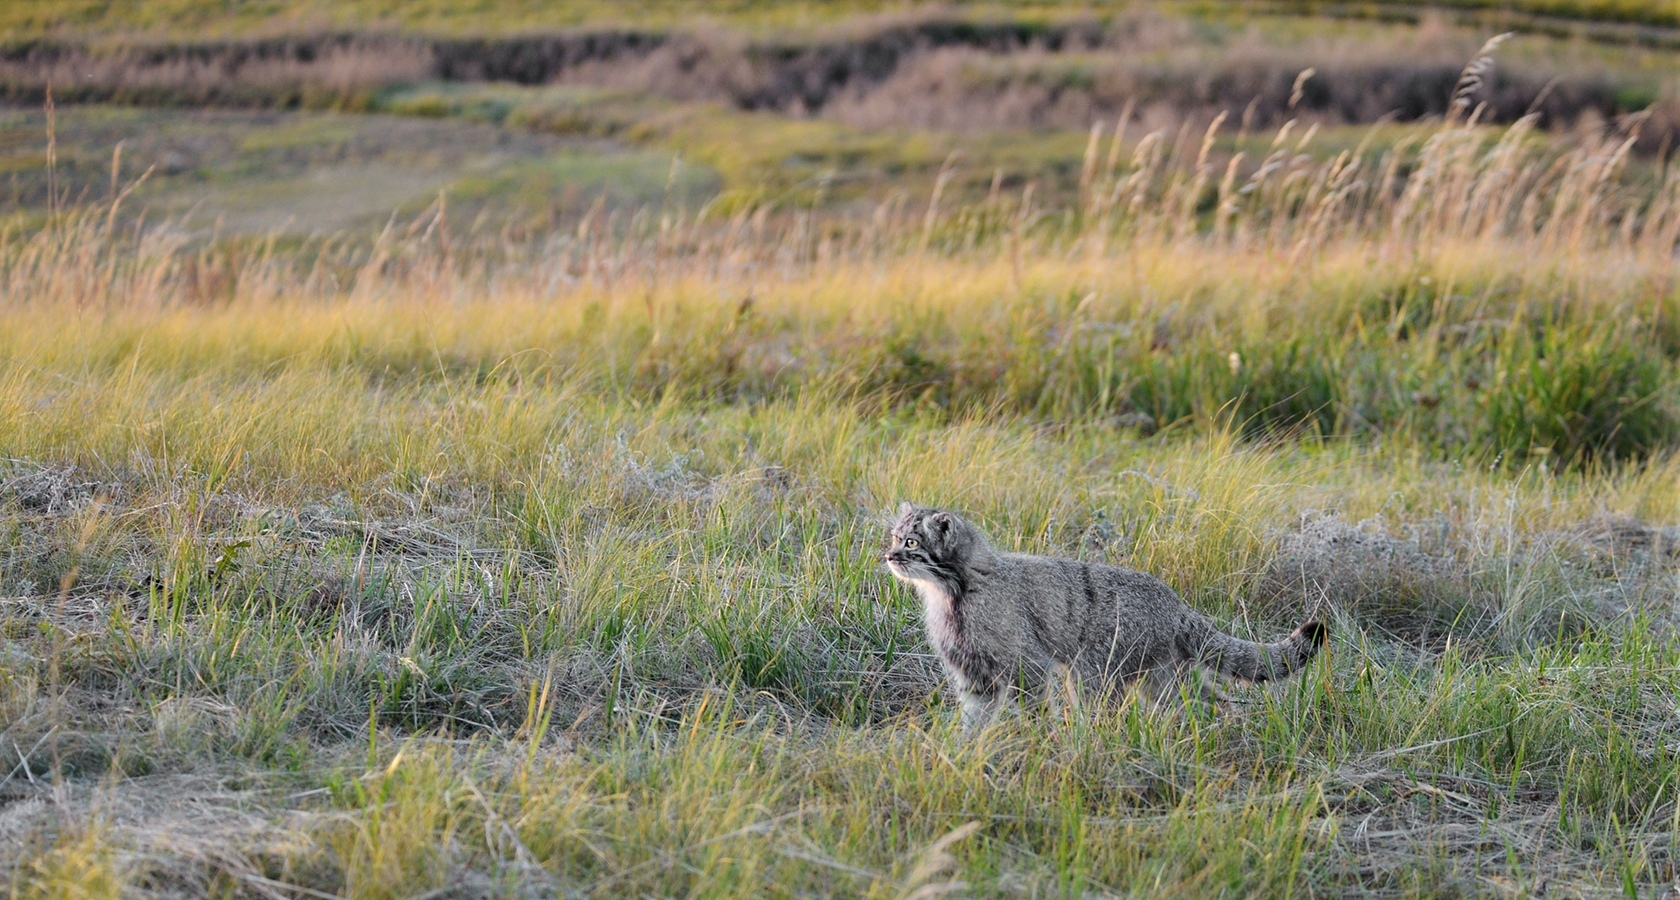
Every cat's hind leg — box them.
[1141,664,1225,717]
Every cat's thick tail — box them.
[1196,620,1327,684]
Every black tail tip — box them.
[1298,621,1328,647]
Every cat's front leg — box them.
[959,689,1005,732]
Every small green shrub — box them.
[1476,324,1677,464]
[1124,338,1344,438]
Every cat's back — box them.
[994,550,1185,613]
[984,551,1193,667]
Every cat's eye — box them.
[904,539,919,548]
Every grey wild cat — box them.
[884,503,1327,731]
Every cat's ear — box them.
[929,511,951,534]
[897,501,916,518]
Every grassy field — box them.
[4,2,1680,895]
[3,88,1680,895]
[0,103,719,237]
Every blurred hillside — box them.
[6,1,1680,37]
[2,2,1677,236]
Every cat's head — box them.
[884,502,983,581]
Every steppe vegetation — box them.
[5,3,1680,897]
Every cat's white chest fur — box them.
[909,577,961,652]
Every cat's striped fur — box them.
[885,503,1327,731]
